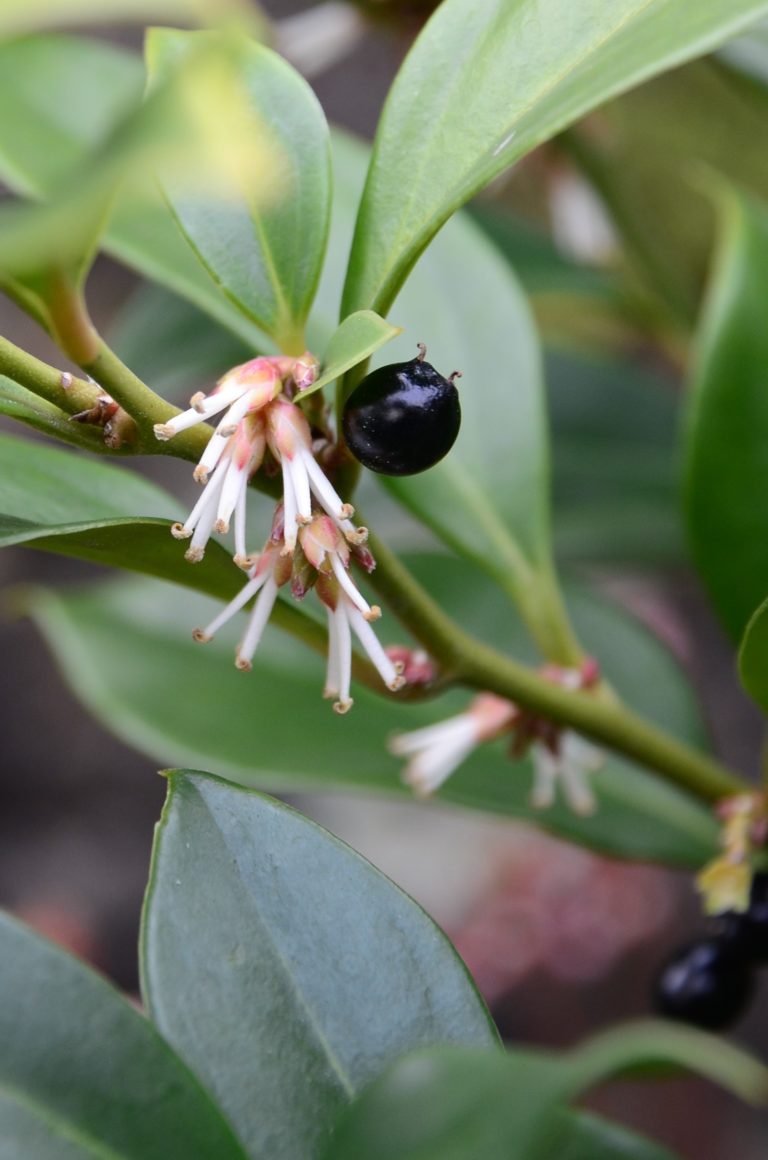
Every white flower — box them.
[155,353,370,567]
[529,733,602,816]
[266,399,366,554]
[192,541,291,670]
[390,694,518,797]
[171,413,267,564]
[155,356,284,564]
[301,515,403,713]
[392,667,605,813]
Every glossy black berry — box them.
[653,935,754,1030]
[342,345,461,476]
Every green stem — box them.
[366,531,744,803]
[81,341,178,434]
[0,336,102,416]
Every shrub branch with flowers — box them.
[2,1,768,1157]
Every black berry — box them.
[653,935,754,1030]
[342,345,461,476]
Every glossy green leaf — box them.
[684,190,768,640]
[738,594,768,713]
[25,550,717,867]
[295,310,401,400]
[342,0,768,319]
[373,203,556,622]
[324,1022,768,1160]
[0,910,248,1160]
[142,771,497,1160]
[146,28,331,351]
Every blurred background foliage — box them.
[2,3,768,1156]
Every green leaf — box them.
[24,553,717,867]
[560,1113,680,1160]
[0,36,143,195]
[295,310,402,400]
[0,429,241,593]
[0,910,248,1160]
[547,347,682,565]
[108,283,253,402]
[470,207,618,301]
[142,771,497,1160]
[738,594,768,713]
[324,1022,768,1160]
[0,0,257,35]
[342,0,768,318]
[0,34,277,349]
[372,203,558,638]
[146,28,331,351]
[0,35,240,340]
[684,189,768,640]
[564,58,768,321]
[0,33,252,314]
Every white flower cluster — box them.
[155,354,404,711]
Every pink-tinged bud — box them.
[291,545,317,600]
[292,352,320,392]
[468,693,519,742]
[351,543,376,573]
[299,515,348,571]
[266,398,312,461]
[385,646,437,687]
[218,358,281,412]
[315,572,339,611]
[269,501,286,544]
[232,412,266,471]
[579,656,601,688]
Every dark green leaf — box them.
[324,1022,768,1160]
[342,0,768,318]
[146,28,331,351]
[0,910,248,1160]
[684,189,768,639]
[142,771,497,1160]
[24,551,717,867]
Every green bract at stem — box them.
[365,530,745,804]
